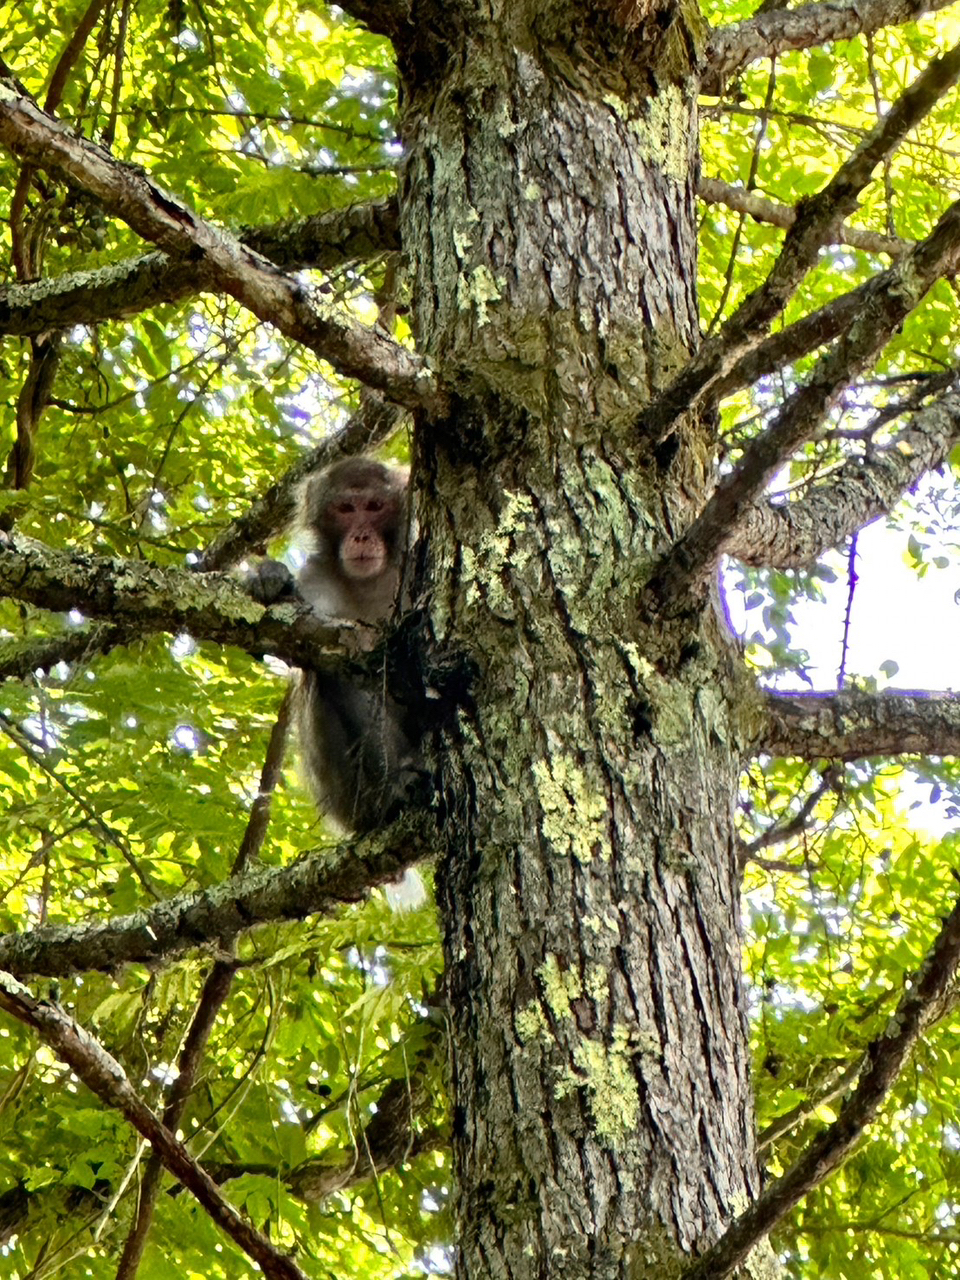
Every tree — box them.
[1,0,960,1276]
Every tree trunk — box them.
[398,5,768,1276]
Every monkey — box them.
[250,457,422,832]
[296,457,422,832]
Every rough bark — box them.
[1,0,956,1273]
[0,534,380,670]
[763,690,960,761]
[396,5,766,1275]
[0,814,434,978]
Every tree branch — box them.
[0,811,435,979]
[761,690,960,761]
[740,765,839,860]
[0,198,400,338]
[716,282,869,405]
[703,0,957,97]
[0,398,405,682]
[0,534,378,670]
[647,197,960,602]
[0,83,443,415]
[683,881,960,1279]
[643,40,960,442]
[727,384,960,568]
[698,176,909,257]
[0,972,309,1280]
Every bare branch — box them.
[0,83,444,415]
[740,766,839,859]
[0,198,401,337]
[195,393,404,572]
[647,197,960,602]
[728,384,960,567]
[698,176,909,257]
[231,693,293,876]
[704,0,957,97]
[0,972,309,1280]
[115,958,239,1280]
[761,690,960,761]
[757,1060,862,1155]
[644,41,960,442]
[683,883,960,1279]
[0,811,435,978]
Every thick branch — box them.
[0,83,443,415]
[648,197,960,601]
[683,883,960,1279]
[0,812,434,978]
[704,0,957,96]
[761,690,960,761]
[0,198,401,337]
[0,972,309,1280]
[644,40,960,441]
[0,534,375,670]
[698,176,908,257]
[195,393,403,572]
[728,385,960,567]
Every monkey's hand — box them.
[245,558,297,605]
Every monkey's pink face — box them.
[330,496,394,580]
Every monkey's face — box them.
[329,493,398,581]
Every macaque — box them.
[296,457,420,832]
[252,457,421,832]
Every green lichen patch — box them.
[563,1024,641,1147]
[533,755,609,863]
[456,265,505,327]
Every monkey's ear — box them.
[245,558,297,605]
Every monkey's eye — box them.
[365,500,384,513]
[334,502,356,514]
